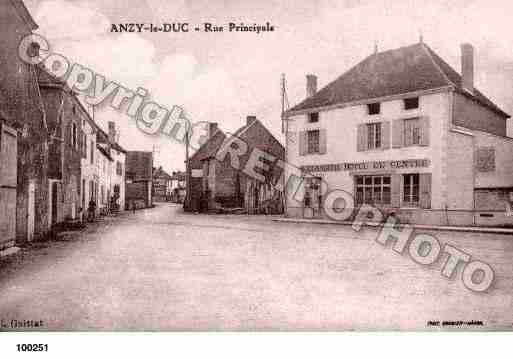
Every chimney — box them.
[108,121,116,145]
[246,115,257,126]
[306,74,317,98]
[208,122,218,138]
[461,43,474,94]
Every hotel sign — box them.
[301,158,430,173]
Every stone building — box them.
[125,151,153,209]
[153,167,173,202]
[37,67,85,226]
[283,41,513,226]
[0,0,49,249]
[186,117,284,214]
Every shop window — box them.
[403,174,420,206]
[404,97,419,110]
[308,112,319,123]
[367,122,382,150]
[367,102,381,115]
[404,118,422,146]
[307,129,320,154]
[355,175,391,205]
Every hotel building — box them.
[284,42,513,226]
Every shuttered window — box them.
[367,123,381,150]
[395,117,429,148]
[307,130,320,154]
[403,173,420,206]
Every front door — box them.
[27,180,35,241]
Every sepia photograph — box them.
[1,0,513,353]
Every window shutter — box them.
[299,131,306,156]
[381,121,390,149]
[392,119,404,148]
[419,173,432,209]
[319,129,327,154]
[357,124,366,151]
[420,117,430,146]
[391,174,402,208]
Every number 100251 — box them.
[16,344,48,352]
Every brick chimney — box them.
[461,43,474,94]
[246,115,257,126]
[208,122,218,138]
[306,74,317,98]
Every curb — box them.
[272,218,513,235]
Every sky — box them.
[24,0,513,173]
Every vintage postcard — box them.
[1,0,513,341]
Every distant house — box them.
[170,171,186,203]
[97,121,127,212]
[126,151,153,209]
[153,166,173,202]
[186,117,285,214]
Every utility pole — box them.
[280,73,289,213]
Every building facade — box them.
[153,167,173,202]
[187,117,284,214]
[284,42,513,226]
[126,151,153,209]
[1,0,49,248]
[37,68,86,226]
[170,171,186,203]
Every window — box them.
[307,129,320,154]
[72,123,77,149]
[404,118,422,146]
[308,112,319,123]
[356,175,391,205]
[116,161,123,176]
[403,174,420,206]
[367,102,381,115]
[404,97,419,110]
[90,140,94,164]
[476,147,496,172]
[367,122,381,150]
[73,106,77,115]
[82,133,87,158]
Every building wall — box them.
[0,2,49,242]
[40,87,84,223]
[81,117,98,217]
[474,131,513,189]
[453,93,507,137]
[97,150,112,213]
[285,91,449,221]
[111,150,126,210]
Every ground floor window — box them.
[403,173,419,206]
[355,175,391,205]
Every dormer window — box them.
[404,97,419,110]
[367,102,381,115]
[308,112,319,123]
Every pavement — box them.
[0,202,512,331]
[273,217,513,235]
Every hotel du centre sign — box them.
[301,158,430,174]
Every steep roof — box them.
[97,144,113,161]
[189,129,227,162]
[288,42,509,118]
[11,0,38,30]
[154,167,173,180]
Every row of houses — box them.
[0,0,154,256]
[184,40,513,226]
[153,168,186,203]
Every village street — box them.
[0,203,512,331]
